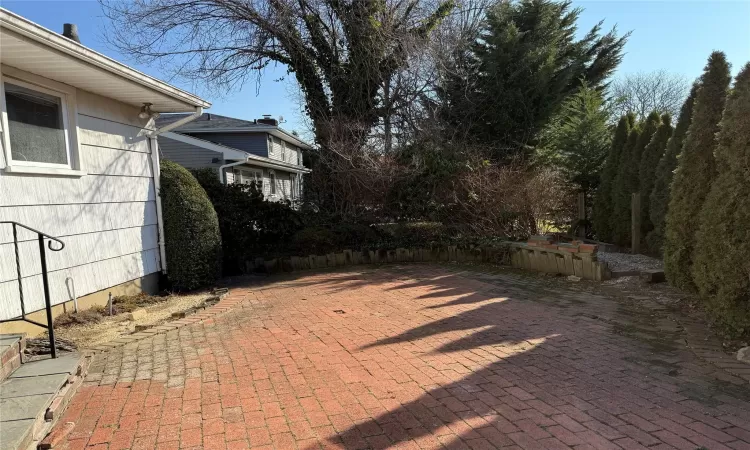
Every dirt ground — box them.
[55,293,214,349]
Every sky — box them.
[2,0,749,134]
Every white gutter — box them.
[149,107,203,137]
[219,160,248,184]
[148,107,204,274]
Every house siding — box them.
[0,88,160,320]
[268,136,302,165]
[158,135,224,172]
[185,132,268,157]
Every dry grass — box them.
[55,292,216,349]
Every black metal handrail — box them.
[0,221,65,358]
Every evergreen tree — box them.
[610,112,660,247]
[692,62,750,336]
[610,127,640,246]
[664,52,731,291]
[593,113,634,241]
[440,0,628,159]
[647,83,699,254]
[536,82,612,197]
[638,113,673,243]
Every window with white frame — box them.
[1,75,78,171]
[235,168,263,188]
[269,170,277,195]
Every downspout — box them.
[218,159,248,184]
[148,106,203,274]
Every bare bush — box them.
[450,156,574,238]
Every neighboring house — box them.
[0,9,210,335]
[156,113,312,202]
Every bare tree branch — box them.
[609,70,691,121]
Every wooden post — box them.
[631,193,641,254]
[577,191,586,238]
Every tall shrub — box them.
[692,63,750,336]
[192,168,302,274]
[664,52,731,291]
[638,113,673,243]
[160,160,222,290]
[610,111,663,248]
[647,83,699,254]
[593,113,633,241]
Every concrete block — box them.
[640,269,666,283]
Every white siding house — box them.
[155,113,311,204]
[0,9,210,334]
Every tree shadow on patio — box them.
[279,266,750,450]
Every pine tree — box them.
[610,126,640,246]
[536,82,612,196]
[647,83,698,255]
[664,52,731,291]
[638,113,673,244]
[593,113,634,241]
[440,0,628,159]
[692,62,750,336]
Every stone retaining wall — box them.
[246,242,612,281]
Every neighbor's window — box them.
[269,171,277,195]
[3,81,70,166]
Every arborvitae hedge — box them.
[638,113,672,244]
[610,127,641,246]
[664,51,731,291]
[160,160,222,290]
[647,84,698,255]
[692,63,750,336]
[610,111,660,248]
[593,113,633,242]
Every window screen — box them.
[4,83,67,165]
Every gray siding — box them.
[158,136,224,171]
[185,132,269,157]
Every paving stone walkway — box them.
[56,265,750,450]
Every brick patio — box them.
[56,265,750,450]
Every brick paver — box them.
[56,265,750,449]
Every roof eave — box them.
[0,8,211,110]
[180,127,314,150]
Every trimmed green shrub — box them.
[610,126,641,246]
[664,52,731,291]
[192,168,303,274]
[593,113,634,242]
[692,62,750,337]
[647,83,699,255]
[638,113,673,244]
[160,160,222,290]
[610,112,663,248]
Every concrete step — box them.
[0,353,88,450]
[0,335,25,382]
